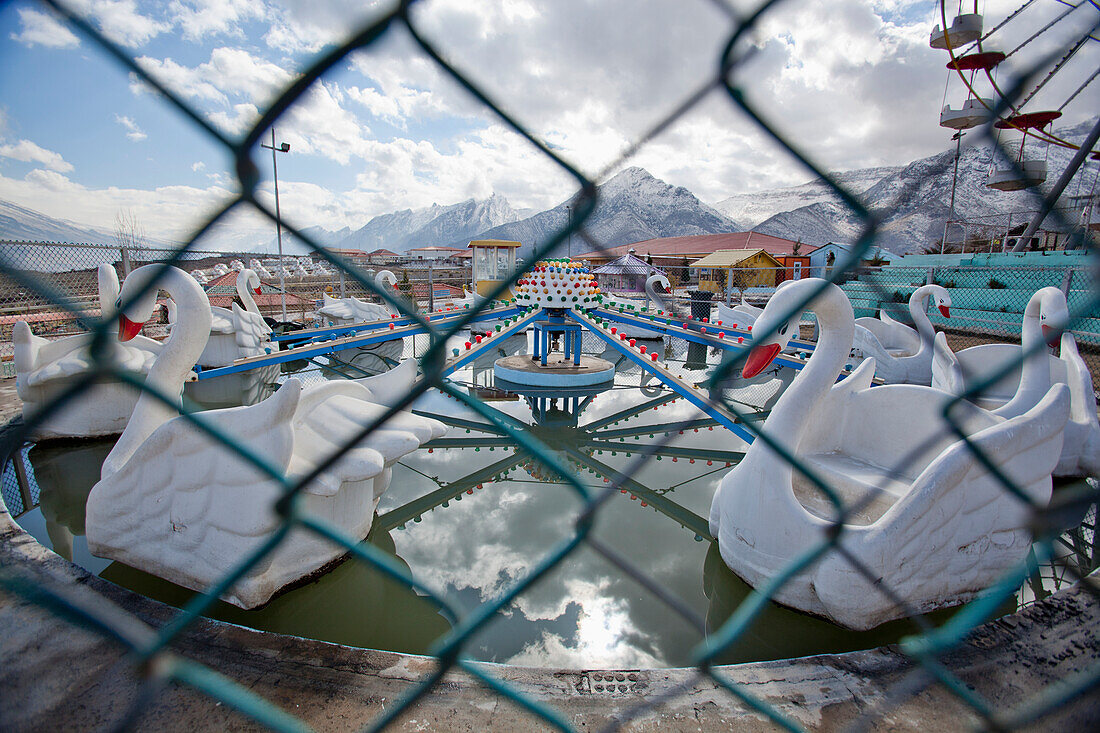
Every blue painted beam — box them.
[591,306,817,351]
[569,310,757,443]
[273,305,522,343]
[433,308,543,378]
[590,307,869,382]
[195,306,532,381]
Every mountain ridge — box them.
[4,120,1096,257]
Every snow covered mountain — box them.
[0,199,117,246]
[3,120,1095,258]
[334,193,522,253]
[750,119,1099,252]
[714,167,902,229]
[475,167,740,260]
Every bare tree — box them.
[115,209,146,275]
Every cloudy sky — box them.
[0,0,1096,247]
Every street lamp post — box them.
[941,130,964,255]
[261,128,291,321]
[565,203,573,258]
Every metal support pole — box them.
[121,246,132,277]
[262,128,290,321]
[428,264,434,312]
[12,448,32,514]
[942,131,964,255]
[1012,118,1100,252]
[273,132,286,321]
[339,267,346,298]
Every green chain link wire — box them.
[1,0,1098,730]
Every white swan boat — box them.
[315,271,407,368]
[709,278,1068,630]
[598,274,671,338]
[316,270,397,326]
[850,284,952,385]
[175,269,280,407]
[933,287,1100,478]
[14,265,167,439]
[196,269,273,367]
[85,265,445,609]
[715,292,765,329]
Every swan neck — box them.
[1017,290,1051,388]
[238,271,259,314]
[98,266,120,318]
[103,267,211,477]
[908,285,935,342]
[766,286,853,448]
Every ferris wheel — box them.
[932,0,1100,191]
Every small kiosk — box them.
[468,239,521,297]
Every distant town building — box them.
[406,246,467,260]
[364,248,402,264]
[324,248,375,267]
[202,270,311,314]
[582,232,814,270]
[689,249,784,293]
[591,252,665,292]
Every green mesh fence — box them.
[1,0,1099,730]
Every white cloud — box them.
[114,114,147,141]
[166,0,262,41]
[191,161,206,172]
[506,578,664,668]
[6,0,1096,249]
[68,0,171,48]
[0,140,74,173]
[0,167,256,247]
[262,0,390,54]
[10,8,80,49]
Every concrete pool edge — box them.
[2,486,1099,730]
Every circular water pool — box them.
[4,329,1090,668]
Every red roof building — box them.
[581,232,815,269]
[202,271,312,314]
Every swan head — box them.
[376,270,397,289]
[244,269,262,295]
[929,285,951,318]
[741,279,822,378]
[646,273,670,292]
[115,266,165,341]
[1036,287,1069,346]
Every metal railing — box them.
[1,0,1099,730]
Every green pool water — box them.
[5,329,1089,668]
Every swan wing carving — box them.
[231,302,272,353]
[851,324,896,368]
[86,378,301,583]
[931,331,964,395]
[318,292,354,320]
[715,302,751,328]
[812,384,1069,628]
[851,321,933,385]
[288,380,445,497]
[854,310,920,354]
[1055,332,1100,476]
[352,358,419,405]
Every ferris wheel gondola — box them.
[931,0,1100,192]
[930,12,984,49]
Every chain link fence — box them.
[2,0,1100,730]
[0,240,476,367]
